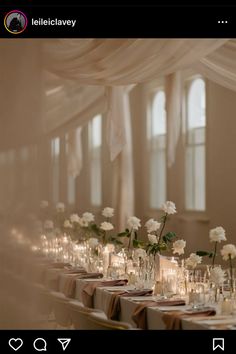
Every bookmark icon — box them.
[57,338,71,351]
[213,338,224,351]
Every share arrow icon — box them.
[57,338,71,351]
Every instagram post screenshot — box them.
[0,0,236,352]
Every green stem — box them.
[157,213,168,246]
[229,254,233,293]
[212,242,217,268]
[215,286,218,302]
[127,230,132,251]
[102,231,106,246]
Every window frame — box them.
[184,75,207,213]
[146,85,167,212]
[88,113,103,208]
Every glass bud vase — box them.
[144,254,156,290]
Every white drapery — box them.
[105,85,135,228]
[196,40,236,93]
[43,38,233,167]
[165,72,182,168]
[67,127,83,178]
[105,87,127,161]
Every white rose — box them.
[185,253,202,268]
[209,267,226,285]
[161,201,177,215]
[70,213,80,223]
[209,226,226,243]
[221,244,236,261]
[88,237,99,248]
[64,219,73,228]
[40,200,49,208]
[145,218,161,233]
[172,239,186,255]
[56,202,65,212]
[148,234,158,245]
[127,216,141,230]
[82,212,95,223]
[102,207,114,218]
[78,217,89,227]
[134,248,146,260]
[44,220,54,230]
[100,222,114,231]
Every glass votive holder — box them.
[221,297,234,315]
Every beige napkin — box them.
[162,308,216,330]
[62,271,90,298]
[82,279,128,308]
[62,272,102,298]
[107,289,153,321]
[132,299,186,329]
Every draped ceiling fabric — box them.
[42,38,235,168]
[43,39,227,85]
[195,40,236,93]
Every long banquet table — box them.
[73,277,217,330]
[1,245,236,330]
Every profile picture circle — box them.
[4,10,28,34]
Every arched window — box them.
[147,90,166,209]
[185,78,206,211]
[89,114,102,206]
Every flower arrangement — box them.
[196,226,226,267]
[209,266,226,285]
[72,212,96,240]
[84,207,120,246]
[116,215,142,251]
[172,239,186,256]
[145,201,179,256]
[196,226,226,268]
[185,253,202,269]
[221,243,236,293]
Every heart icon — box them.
[8,338,23,351]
